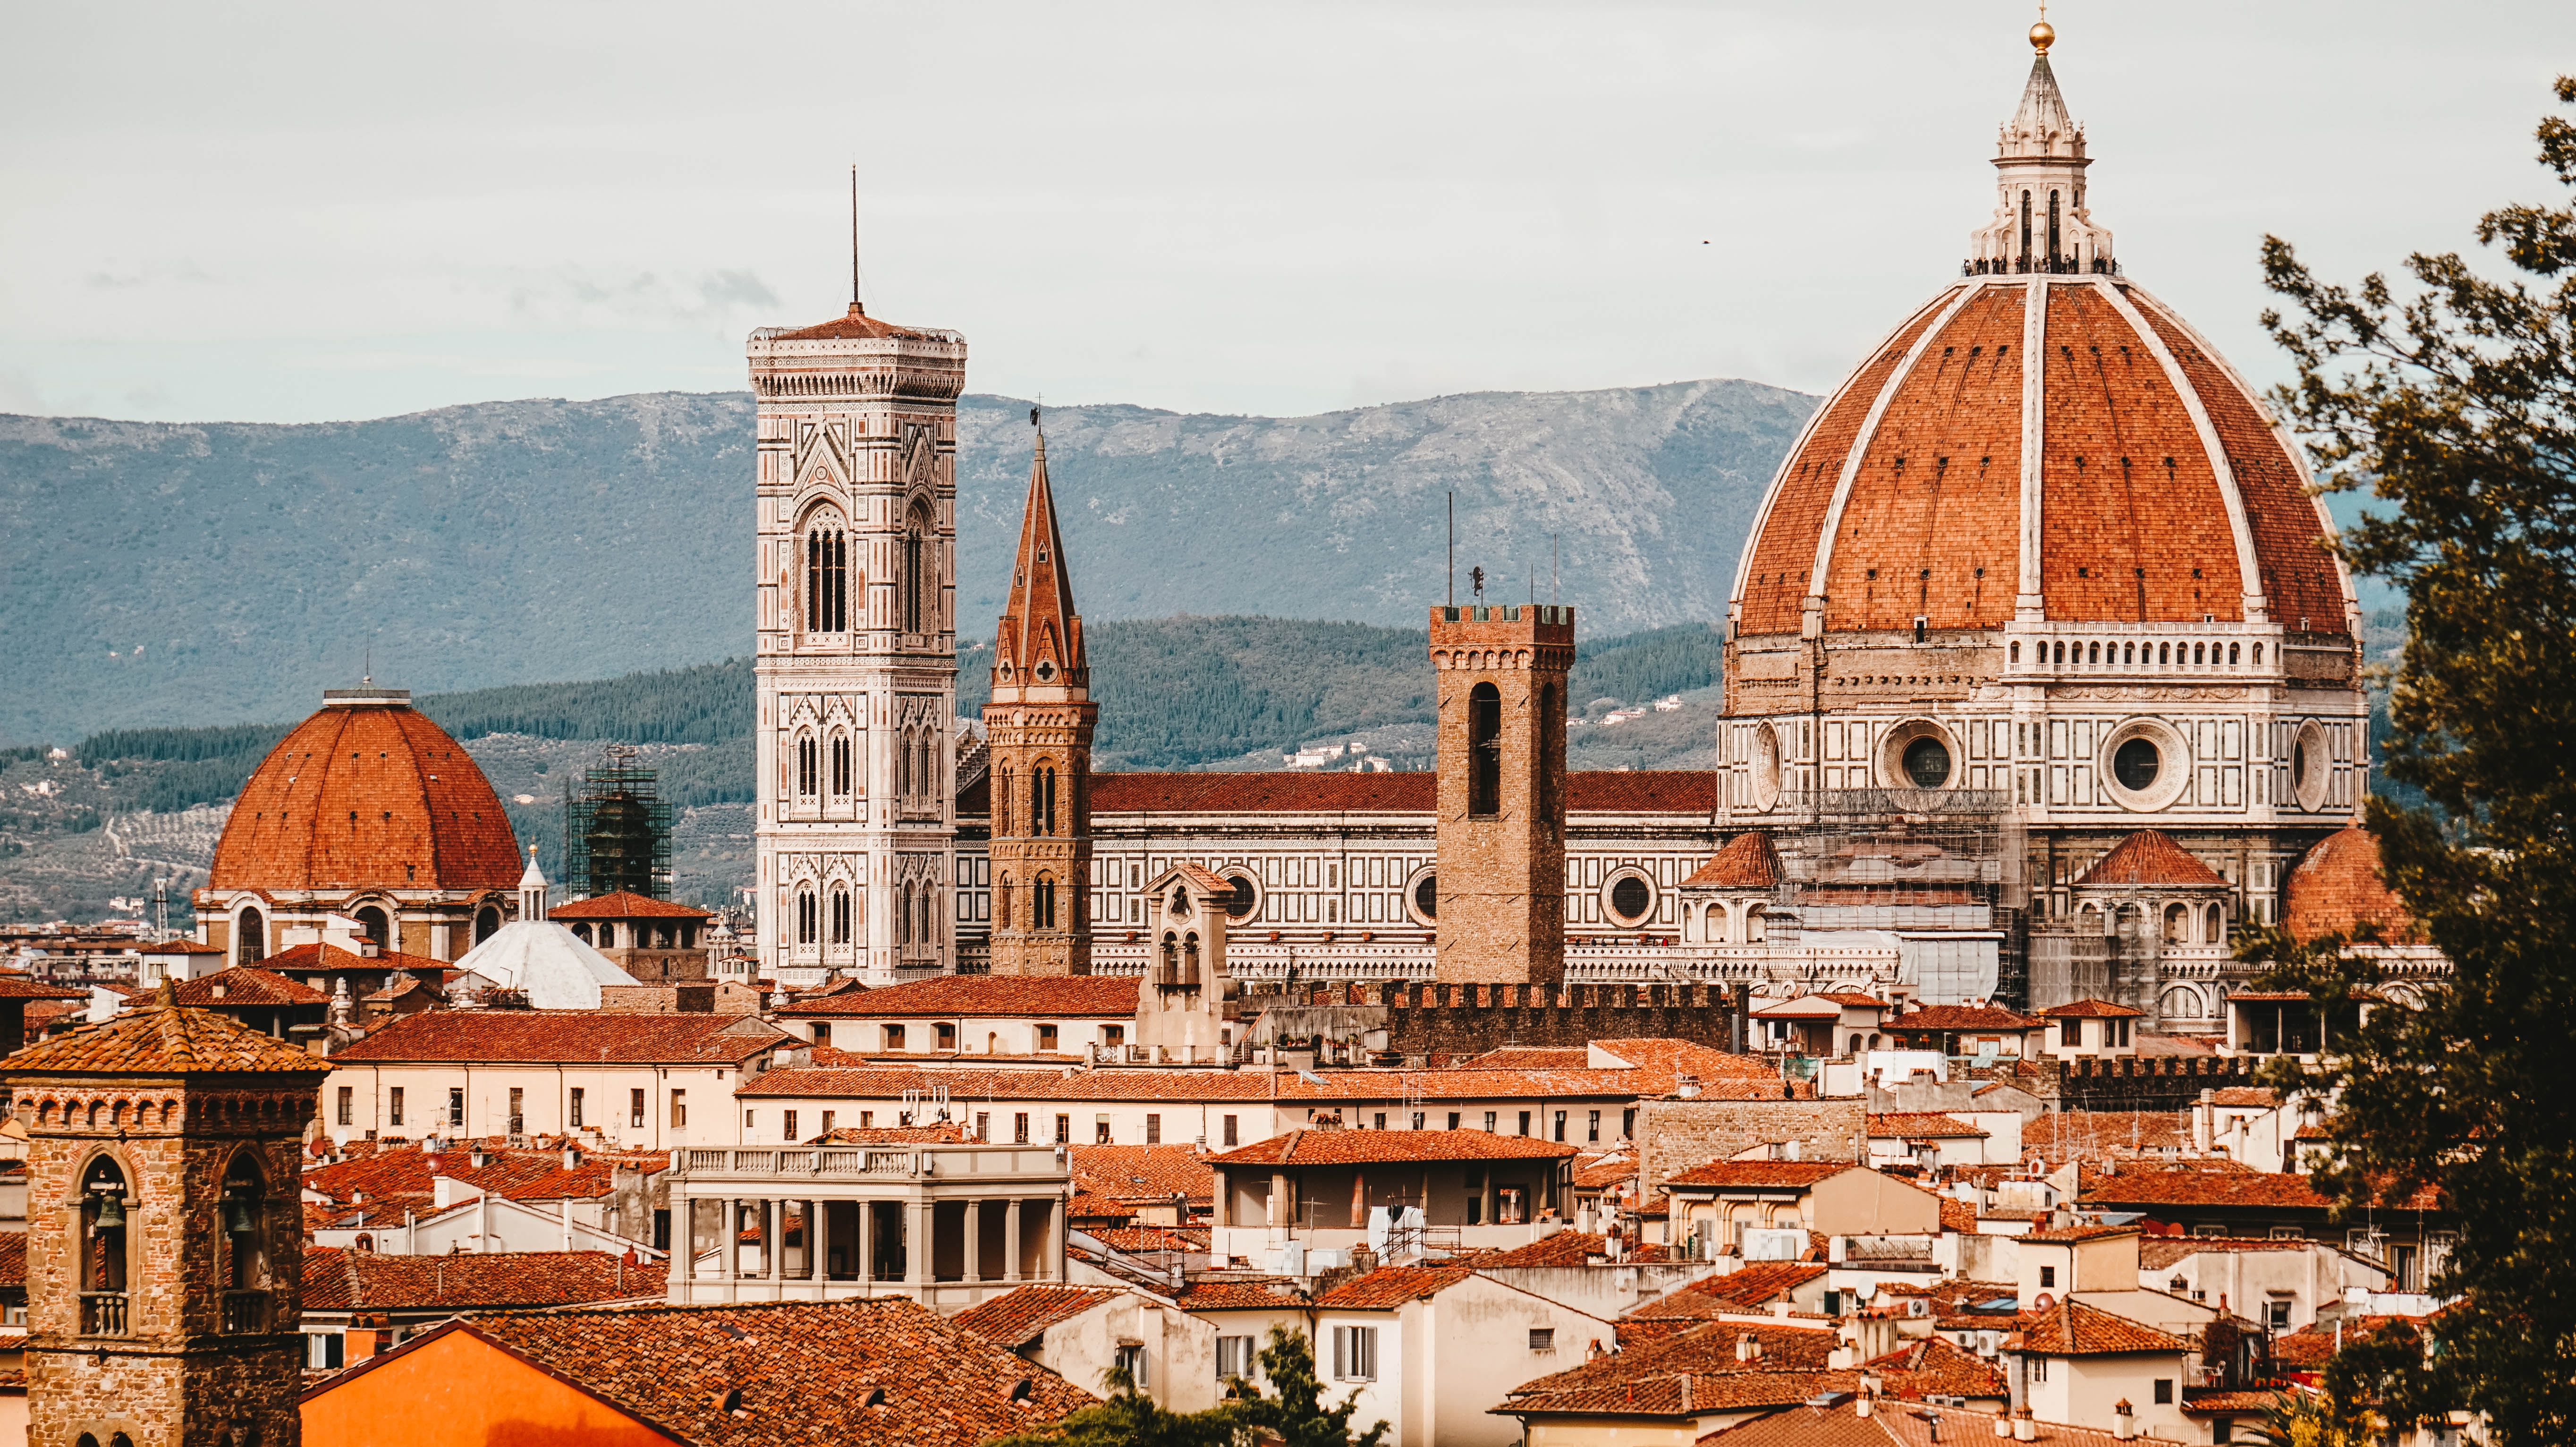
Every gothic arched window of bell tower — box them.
[78,1154,131,1334]
[902,502,930,634]
[1034,764,1058,837]
[805,522,847,633]
[1468,681,1503,816]
[1034,874,1057,930]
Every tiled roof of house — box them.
[2025,1111,2196,1165]
[0,1232,23,1288]
[2020,1223,2141,1245]
[2077,1162,2430,1212]
[1460,1047,1590,1069]
[808,1124,968,1145]
[1571,1152,1639,1191]
[1868,1112,1987,1139]
[952,1285,1122,1346]
[1661,1160,1852,1191]
[2040,999,2146,1019]
[1086,1226,1209,1255]
[2137,1235,2329,1270]
[1085,771,1716,817]
[782,975,1139,1018]
[303,1140,668,1213]
[1868,1335,2010,1400]
[173,966,329,1008]
[1940,1196,1979,1234]
[371,1296,1095,1444]
[251,942,453,980]
[548,891,714,921]
[1887,1004,2038,1031]
[1313,1265,1474,1309]
[328,1010,789,1064]
[301,1247,663,1311]
[1176,1277,1309,1311]
[2273,1314,2419,1371]
[2,994,332,1075]
[210,698,519,892]
[1683,833,1783,889]
[0,975,88,1002]
[2076,831,2229,888]
[1699,1398,2193,1446]
[2016,1298,2188,1355]
[1499,1320,1847,1419]
[2211,1087,2279,1108]
[1070,1145,1214,1205]
[142,939,228,955]
[1472,1231,1674,1268]
[1209,1129,1577,1168]
[1623,1263,1829,1323]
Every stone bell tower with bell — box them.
[6,981,333,1447]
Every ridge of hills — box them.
[0,378,1815,745]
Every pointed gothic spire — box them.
[995,411,1085,690]
[1964,17,2115,276]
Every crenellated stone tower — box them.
[8,983,332,1447]
[1430,602,1574,984]
[983,417,1096,976]
[748,299,966,985]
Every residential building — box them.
[321,1010,795,1150]
[1208,1130,1578,1261]
[956,1283,1220,1410]
[2037,1001,2145,1061]
[1307,1265,1624,1447]
[1658,1163,1939,1257]
[296,1249,667,1370]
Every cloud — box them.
[491,265,781,331]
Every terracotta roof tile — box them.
[1070,1145,1214,1205]
[1313,1265,1474,1309]
[328,1010,789,1064]
[210,699,519,892]
[173,967,330,1008]
[1625,1263,1829,1322]
[1683,833,1784,889]
[0,1233,22,1288]
[2076,831,2229,888]
[1176,1277,1309,1311]
[782,975,1138,1019]
[1887,1004,2038,1032]
[1473,1231,1674,1268]
[356,1296,1094,1444]
[547,892,714,922]
[3,996,332,1075]
[1661,1161,1852,1191]
[1501,1320,1847,1419]
[1209,1129,1576,1168]
[952,1285,1122,1346]
[255,942,452,979]
[2020,1223,2141,1245]
[2137,1235,2324,1270]
[2040,999,2145,1019]
[2210,1088,2279,1109]
[301,1247,663,1312]
[1868,1113,1987,1139]
[1086,1226,1208,1255]
[2283,826,2419,944]
[2077,1164,2338,1211]
[2016,1298,2187,1355]
[1869,1335,2010,1400]
[0,975,87,1002]
[768,305,957,343]
[303,1140,668,1212]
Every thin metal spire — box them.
[849,165,864,315]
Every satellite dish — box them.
[2031,1292,2056,1313]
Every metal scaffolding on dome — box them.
[1762,787,2027,1005]
[560,745,671,901]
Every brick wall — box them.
[2057,1054,2262,1111]
[1637,1098,1869,1195]
[1430,606,1572,985]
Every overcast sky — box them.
[4,1,2570,425]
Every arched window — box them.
[2227,642,2241,665]
[2193,642,2206,665]
[2164,903,2189,944]
[917,732,934,802]
[893,884,910,946]
[80,1154,131,1332]
[2052,642,2066,667]
[1182,931,1201,985]
[221,1152,272,1325]
[995,766,1014,835]
[1158,932,1178,983]
[830,734,851,797]
[1467,682,1502,817]
[902,503,931,634]
[1034,874,1057,930]
[2205,904,2225,944]
[2018,188,2033,268]
[2009,640,2021,664]
[829,886,851,945]
[796,889,817,945]
[570,922,592,945]
[805,522,847,633]
[2048,188,2062,267]
[2159,642,2171,665]
[797,736,818,799]
[236,907,266,965]
[2088,642,2100,665]
[2252,643,2264,665]
[473,906,500,945]
[1745,905,1767,943]
[1034,764,1058,837]
[996,874,1013,929]
[354,907,389,948]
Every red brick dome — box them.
[210,696,519,892]
[2282,825,2417,944]
[1732,274,2354,640]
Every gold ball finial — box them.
[2030,18,2055,54]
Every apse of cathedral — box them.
[737,25,2374,1031]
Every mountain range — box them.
[0,379,1815,745]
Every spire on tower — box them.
[994,414,1085,690]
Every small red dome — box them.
[210,699,519,892]
[2282,825,2416,944]
[1733,276,2353,639]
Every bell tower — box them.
[8,982,331,1447]
[748,292,967,986]
[1430,602,1574,984]
[984,417,1096,976]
